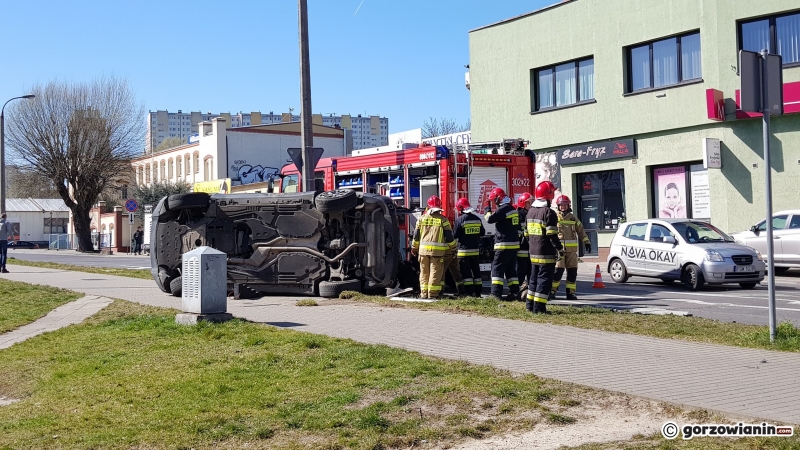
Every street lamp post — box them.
[1,95,36,214]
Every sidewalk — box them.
[2,265,799,425]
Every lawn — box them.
[7,257,152,280]
[0,279,82,333]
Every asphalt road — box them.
[8,249,800,327]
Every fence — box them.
[48,233,113,251]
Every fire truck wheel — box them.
[166,193,210,211]
[315,189,357,213]
[319,279,362,298]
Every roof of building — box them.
[5,198,70,212]
[469,0,575,33]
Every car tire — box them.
[166,193,210,211]
[739,282,758,289]
[170,276,183,297]
[315,189,358,213]
[660,278,676,284]
[775,267,790,274]
[608,259,629,283]
[319,279,362,298]
[683,264,705,291]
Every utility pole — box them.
[298,0,315,192]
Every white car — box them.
[729,210,800,273]
[607,219,765,290]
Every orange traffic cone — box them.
[592,264,606,288]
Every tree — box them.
[5,165,61,199]
[132,180,191,209]
[5,77,145,252]
[421,117,471,139]
[154,136,185,152]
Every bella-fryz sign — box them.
[557,139,636,165]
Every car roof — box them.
[622,218,710,225]
[775,210,800,215]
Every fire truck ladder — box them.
[453,146,472,212]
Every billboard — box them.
[193,178,231,194]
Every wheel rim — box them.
[610,261,623,280]
[687,267,697,287]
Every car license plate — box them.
[479,263,491,272]
[734,265,755,272]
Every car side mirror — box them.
[750,225,758,234]
[267,176,274,193]
[662,236,677,244]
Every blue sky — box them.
[1,1,550,134]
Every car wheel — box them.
[166,193,210,211]
[660,278,676,284]
[169,276,183,297]
[608,259,629,283]
[739,282,757,289]
[315,189,358,213]
[318,279,362,298]
[683,264,705,291]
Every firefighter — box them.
[421,196,464,296]
[411,196,456,299]
[453,197,485,297]
[515,192,533,301]
[484,187,521,300]
[526,181,563,314]
[551,195,591,300]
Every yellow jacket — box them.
[557,210,589,253]
[412,209,456,257]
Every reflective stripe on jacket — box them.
[453,212,485,257]
[526,201,562,263]
[557,211,589,252]
[412,211,455,257]
[486,202,520,250]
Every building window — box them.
[533,57,594,111]
[740,11,800,65]
[576,170,625,251]
[651,163,710,220]
[627,31,701,92]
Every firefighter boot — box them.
[533,301,548,314]
[473,283,483,297]
[566,289,578,301]
[525,300,534,313]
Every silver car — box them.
[606,219,765,290]
[729,210,800,273]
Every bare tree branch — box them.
[421,116,470,138]
[5,77,145,252]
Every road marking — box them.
[657,298,800,312]
[122,266,151,270]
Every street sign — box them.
[129,213,135,224]
[739,50,783,115]
[125,198,139,213]
[287,147,324,173]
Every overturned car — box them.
[149,189,400,298]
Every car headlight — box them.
[705,250,724,262]
[756,251,764,261]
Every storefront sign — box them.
[557,139,636,165]
[194,178,231,194]
[702,138,721,169]
[690,164,711,219]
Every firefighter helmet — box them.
[455,197,471,212]
[555,195,571,206]
[534,181,557,200]
[516,192,533,208]
[427,195,442,208]
[488,187,506,203]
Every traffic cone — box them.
[592,264,606,288]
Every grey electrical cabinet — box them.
[182,246,227,314]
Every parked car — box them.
[150,190,401,298]
[8,240,49,249]
[607,219,765,290]
[728,210,800,273]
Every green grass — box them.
[7,257,152,280]
[341,292,800,353]
[0,300,585,450]
[0,279,82,333]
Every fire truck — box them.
[279,139,535,274]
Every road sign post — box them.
[739,49,783,342]
[125,199,138,256]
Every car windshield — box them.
[671,221,734,243]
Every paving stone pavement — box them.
[2,264,799,425]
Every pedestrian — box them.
[551,195,591,300]
[453,197,485,297]
[133,226,144,255]
[515,192,533,301]
[484,187,521,300]
[410,196,456,299]
[526,181,563,314]
[0,213,11,273]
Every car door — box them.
[619,222,649,274]
[743,215,786,261]
[645,223,681,278]
[780,215,800,265]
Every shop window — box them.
[532,57,595,111]
[576,170,626,252]
[651,163,710,219]
[739,11,800,66]
[626,31,701,92]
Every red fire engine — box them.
[279,139,535,270]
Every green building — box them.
[468,0,800,259]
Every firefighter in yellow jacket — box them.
[411,195,456,299]
[550,195,591,300]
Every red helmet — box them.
[427,195,442,208]
[516,192,532,208]
[455,197,471,212]
[555,194,571,206]
[488,187,506,203]
[534,181,557,200]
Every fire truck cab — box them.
[279,139,535,275]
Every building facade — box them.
[469,0,800,259]
[4,198,70,244]
[146,110,387,153]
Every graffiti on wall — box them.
[230,159,280,186]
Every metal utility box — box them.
[182,247,227,314]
